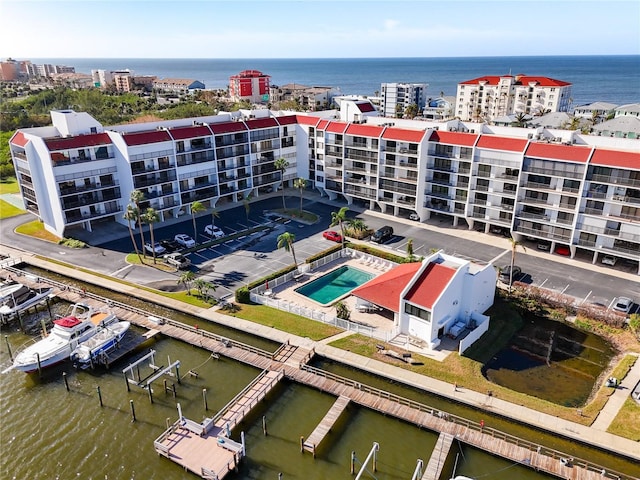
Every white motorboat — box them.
[0,282,25,302]
[0,284,53,316]
[11,303,117,373]
[70,321,130,368]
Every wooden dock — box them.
[303,395,350,454]
[6,268,635,480]
[422,432,454,480]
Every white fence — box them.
[248,247,398,341]
[458,313,490,354]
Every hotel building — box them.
[380,83,428,118]
[10,104,639,273]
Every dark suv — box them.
[371,226,393,243]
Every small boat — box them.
[0,284,53,317]
[0,282,25,302]
[70,321,130,368]
[11,303,117,373]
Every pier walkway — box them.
[3,262,637,480]
[422,432,453,480]
[302,394,350,454]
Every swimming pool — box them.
[295,265,374,306]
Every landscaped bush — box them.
[305,244,342,264]
[346,242,406,264]
[235,286,251,304]
[58,238,86,248]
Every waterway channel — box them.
[0,266,637,479]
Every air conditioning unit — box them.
[470,129,475,133]
[450,128,458,132]
[527,133,533,139]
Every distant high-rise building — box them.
[229,70,271,103]
[456,74,572,122]
[380,83,428,118]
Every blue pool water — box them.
[295,265,373,305]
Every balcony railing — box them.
[59,180,119,196]
[65,204,122,223]
[583,208,604,216]
[526,166,584,179]
[523,181,554,191]
[589,174,640,188]
[517,211,549,221]
[344,187,377,199]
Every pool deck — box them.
[260,256,457,362]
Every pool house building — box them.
[352,251,497,351]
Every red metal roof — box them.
[459,75,571,87]
[122,130,172,147]
[382,127,426,143]
[325,121,349,134]
[10,131,28,147]
[45,133,113,150]
[405,263,457,309]
[351,263,422,313]
[209,121,248,135]
[295,115,321,126]
[167,125,213,141]
[356,102,376,113]
[429,130,478,146]
[316,120,329,130]
[476,135,528,152]
[525,143,592,163]
[245,118,279,130]
[590,148,640,169]
[345,124,384,137]
[275,115,297,125]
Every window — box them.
[404,303,431,321]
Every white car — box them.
[174,234,196,248]
[144,242,166,255]
[601,255,617,266]
[409,212,420,221]
[612,296,633,314]
[204,224,225,239]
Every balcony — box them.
[65,204,122,223]
[344,186,376,200]
[177,151,214,167]
[583,208,604,216]
[426,190,452,200]
[427,163,455,173]
[133,173,177,188]
[523,181,554,191]
[517,211,549,221]
[526,166,584,179]
[589,173,640,188]
[59,180,118,196]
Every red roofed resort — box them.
[9,95,639,273]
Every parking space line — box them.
[489,250,509,265]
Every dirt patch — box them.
[146,279,184,292]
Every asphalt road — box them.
[1,194,638,313]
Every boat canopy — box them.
[54,316,81,328]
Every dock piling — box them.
[203,388,208,411]
[130,399,136,422]
[262,415,267,435]
[97,386,103,407]
[300,436,304,453]
[4,335,13,362]
[350,451,356,474]
[63,372,69,391]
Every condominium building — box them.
[229,70,271,103]
[380,83,428,118]
[456,74,572,122]
[10,107,639,273]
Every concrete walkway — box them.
[1,243,638,464]
[591,353,640,431]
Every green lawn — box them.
[15,220,61,242]
[224,303,342,341]
[0,177,20,195]
[607,396,640,441]
[0,199,24,219]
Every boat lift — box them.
[122,350,181,396]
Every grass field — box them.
[15,220,61,242]
[0,199,24,219]
[0,178,19,195]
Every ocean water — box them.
[31,56,639,106]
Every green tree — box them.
[406,238,415,262]
[123,205,142,262]
[404,103,419,119]
[346,218,368,238]
[330,206,348,249]
[335,301,351,321]
[507,236,526,293]
[130,190,146,258]
[210,207,220,228]
[294,178,307,214]
[141,207,160,264]
[628,314,640,339]
[277,231,298,266]
[194,278,216,302]
[178,270,196,295]
[190,200,206,242]
[274,157,289,210]
[512,113,529,127]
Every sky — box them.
[1,0,639,59]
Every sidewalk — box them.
[1,242,638,463]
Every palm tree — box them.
[507,236,526,293]
[330,206,348,249]
[190,200,206,242]
[294,178,307,214]
[141,207,160,264]
[123,205,142,261]
[346,218,367,239]
[178,270,195,295]
[406,238,415,262]
[130,189,146,258]
[194,278,216,302]
[277,231,298,266]
[512,112,529,128]
[210,206,220,228]
[274,157,289,210]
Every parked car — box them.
[204,224,225,239]
[612,296,633,314]
[322,230,343,243]
[555,246,570,256]
[371,225,393,243]
[537,241,551,251]
[259,185,274,193]
[499,265,522,284]
[174,234,196,248]
[160,239,180,253]
[409,212,420,221]
[144,242,166,255]
[164,252,191,270]
[601,255,618,266]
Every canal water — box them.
[0,268,637,479]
